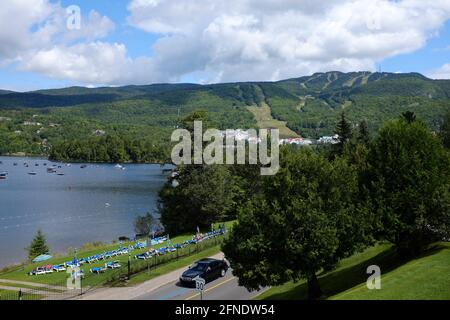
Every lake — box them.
[0,156,171,268]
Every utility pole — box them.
[128,251,131,280]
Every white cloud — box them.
[126,0,450,83]
[2,0,450,86]
[427,63,450,79]
[0,0,116,80]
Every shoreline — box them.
[0,154,172,166]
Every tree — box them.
[222,148,373,299]
[357,119,371,145]
[181,110,210,132]
[159,164,236,235]
[364,118,450,256]
[134,212,156,236]
[334,113,353,155]
[402,111,416,124]
[439,109,450,149]
[27,230,50,260]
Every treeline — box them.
[49,134,171,163]
[157,110,450,299]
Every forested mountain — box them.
[0,72,449,161]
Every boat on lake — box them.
[47,168,56,173]
[0,172,7,179]
[28,172,37,175]
[80,165,87,169]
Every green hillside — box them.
[0,72,449,161]
[257,242,450,300]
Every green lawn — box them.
[0,221,234,288]
[332,243,450,300]
[0,289,43,300]
[257,242,450,300]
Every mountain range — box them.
[0,71,449,157]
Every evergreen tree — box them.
[358,119,371,145]
[439,109,450,149]
[27,230,50,260]
[334,112,353,155]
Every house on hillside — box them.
[318,134,339,144]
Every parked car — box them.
[29,267,46,276]
[179,258,229,287]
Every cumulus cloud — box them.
[126,0,450,83]
[0,0,117,81]
[2,0,450,85]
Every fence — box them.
[0,233,226,300]
[104,233,226,286]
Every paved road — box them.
[133,268,265,300]
[76,252,266,300]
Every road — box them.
[133,268,264,300]
[76,253,266,300]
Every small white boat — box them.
[114,164,123,169]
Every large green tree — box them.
[27,230,50,260]
[222,147,373,299]
[364,118,450,256]
[159,164,236,234]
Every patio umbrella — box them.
[32,254,52,263]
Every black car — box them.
[179,258,229,287]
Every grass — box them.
[332,243,450,300]
[0,281,64,293]
[256,242,450,300]
[247,102,299,138]
[126,245,223,286]
[0,289,43,300]
[0,221,235,288]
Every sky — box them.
[1,0,450,91]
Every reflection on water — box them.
[0,156,170,267]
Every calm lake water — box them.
[0,156,171,268]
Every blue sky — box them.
[1,0,450,91]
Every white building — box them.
[318,134,340,144]
[279,138,313,146]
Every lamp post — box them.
[128,251,131,280]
